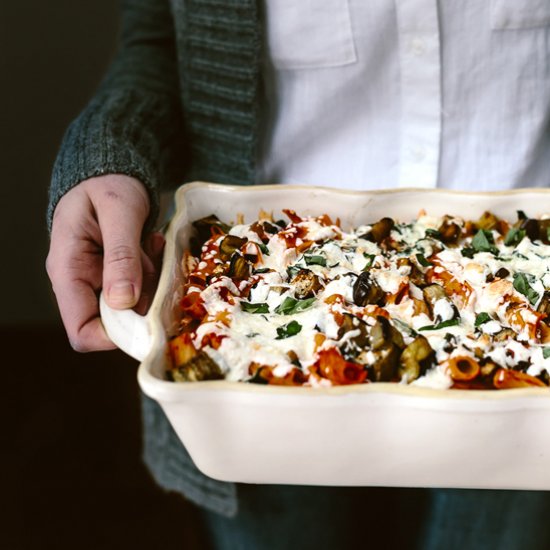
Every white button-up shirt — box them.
[257,0,550,191]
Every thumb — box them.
[98,196,148,310]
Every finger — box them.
[48,241,116,352]
[97,193,148,310]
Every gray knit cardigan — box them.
[48,0,264,517]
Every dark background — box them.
[2,2,203,548]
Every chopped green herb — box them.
[513,273,540,306]
[276,320,302,339]
[419,319,460,331]
[258,243,270,255]
[275,296,316,315]
[246,332,260,338]
[461,247,475,259]
[513,252,529,260]
[471,229,499,255]
[543,348,550,360]
[287,265,301,280]
[253,268,271,274]
[240,302,269,314]
[504,227,525,247]
[425,228,442,240]
[304,255,327,267]
[415,253,432,267]
[363,253,375,270]
[328,262,340,268]
[475,312,492,327]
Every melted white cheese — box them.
[185,212,550,388]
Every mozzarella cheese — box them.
[170,211,550,389]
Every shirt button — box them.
[409,37,425,56]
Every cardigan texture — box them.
[48,0,263,516]
[48,0,262,233]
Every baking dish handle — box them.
[99,292,151,361]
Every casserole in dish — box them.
[101,182,550,488]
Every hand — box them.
[46,175,165,352]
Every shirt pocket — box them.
[490,0,550,29]
[264,0,357,69]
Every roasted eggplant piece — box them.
[220,235,248,260]
[191,215,231,255]
[517,217,540,241]
[397,258,426,287]
[491,327,516,343]
[477,211,500,232]
[363,217,394,244]
[171,351,224,382]
[353,272,386,306]
[291,268,324,299]
[369,344,401,382]
[370,316,405,350]
[261,220,280,235]
[228,253,250,279]
[337,313,369,359]
[422,283,459,322]
[366,316,405,382]
[494,267,510,279]
[537,291,550,316]
[438,216,461,245]
[538,219,550,244]
[398,335,434,382]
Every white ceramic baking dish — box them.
[101,182,550,489]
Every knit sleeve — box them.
[47,0,187,233]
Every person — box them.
[46,1,550,548]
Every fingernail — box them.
[108,282,136,307]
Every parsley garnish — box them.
[504,227,525,247]
[474,312,491,327]
[304,255,327,267]
[363,253,375,270]
[287,265,301,280]
[240,302,269,314]
[543,348,550,360]
[276,320,302,339]
[258,243,270,255]
[419,319,460,331]
[461,247,475,259]
[425,228,442,240]
[253,268,271,274]
[471,229,499,255]
[415,253,432,267]
[275,296,316,315]
[513,273,540,306]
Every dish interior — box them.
[144,183,550,396]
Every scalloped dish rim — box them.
[137,182,550,402]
